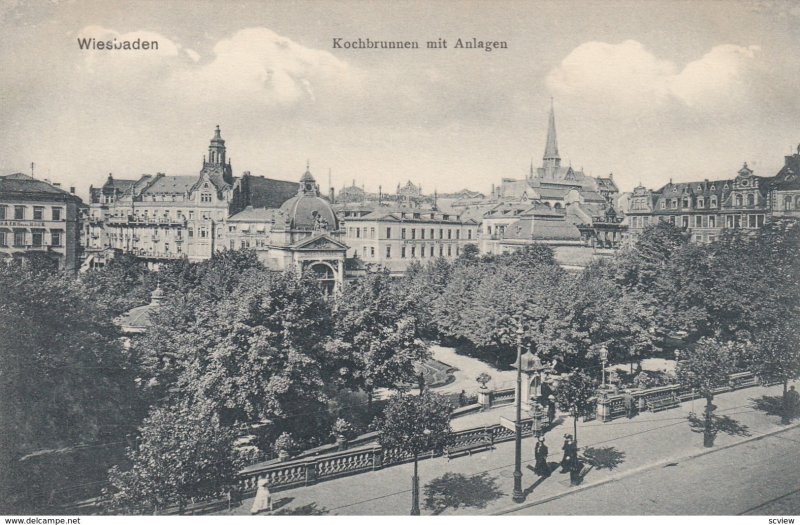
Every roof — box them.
[0,173,82,203]
[581,190,608,203]
[773,152,800,191]
[280,194,338,230]
[521,202,564,218]
[503,216,582,241]
[228,206,280,222]
[240,174,300,209]
[535,186,571,199]
[143,175,197,194]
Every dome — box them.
[279,194,338,231]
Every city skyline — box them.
[2,1,799,198]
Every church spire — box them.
[542,98,560,169]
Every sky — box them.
[1,0,799,199]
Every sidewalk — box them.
[218,381,796,516]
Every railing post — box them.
[305,461,317,486]
[371,444,383,471]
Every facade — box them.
[223,167,347,294]
[0,173,83,272]
[770,145,800,219]
[627,163,772,243]
[338,205,479,275]
[84,127,299,268]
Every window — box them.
[786,196,794,210]
[439,229,444,239]
[33,207,44,220]
[671,200,678,209]
[188,228,194,238]
[682,198,690,208]
[757,214,765,227]
[710,196,717,207]
[420,246,425,258]
[401,247,406,258]
[386,246,391,258]
[456,230,460,240]
[0,231,5,246]
[370,247,375,257]
[363,246,367,257]
[411,229,416,240]
[697,197,704,208]
[439,246,443,257]
[708,235,716,243]
[421,229,425,239]
[447,246,452,257]
[695,234,702,243]
[682,216,689,228]
[230,239,235,249]
[748,215,757,228]
[370,227,375,239]
[468,229,472,240]
[695,216,702,227]
[356,228,361,238]
[735,195,742,207]
[165,243,170,252]
[31,229,43,246]
[201,193,212,203]
[430,228,434,238]
[201,228,208,238]
[447,229,452,239]
[430,246,434,257]
[660,201,666,210]
[386,227,391,239]
[14,206,25,220]
[14,230,25,246]
[747,194,755,206]
[0,206,5,219]
[411,246,416,258]
[189,211,194,220]
[401,228,406,239]
[709,216,716,228]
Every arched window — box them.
[310,262,336,296]
[746,194,755,206]
[795,195,800,208]
[710,196,718,207]
[735,194,743,207]
[785,196,793,210]
[554,202,562,209]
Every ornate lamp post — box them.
[599,346,609,389]
[410,428,431,516]
[512,323,525,503]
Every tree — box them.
[333,271,430,409]
[746,320,800,423]
[104,399,240,514]
[375,391,454,515]
[81,253,155,316]
[0,265,136,512]
[554,370,596,447]
[676,338,739,447]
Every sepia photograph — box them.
[1,0,799,521]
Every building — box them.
[222,167,347,294]
[770,145,800,219]
[337,204,479,275]
[84,127,299,268]
[0,173,83,272]
[627,163,772,243]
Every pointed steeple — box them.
[542,98,560,170]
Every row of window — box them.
[379,244,460,259]
[0,205,63,221]
[632,213,765,229]
[0,229,63,247]
[349,226,474,240]
[659,193,759,210]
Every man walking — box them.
[623,389,635,419]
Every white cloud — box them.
[546,40,760,114]
[169,27,357,108]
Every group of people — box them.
[532,433,583,486]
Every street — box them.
[505,425,800,515]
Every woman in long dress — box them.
[250,478,273,514]
[534,438,550,477]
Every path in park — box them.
[219,381,799,516]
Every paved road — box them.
[505,425,800,515]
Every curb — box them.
[491,418,800,515]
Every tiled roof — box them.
[144,175,197,194]
[228,206,280,222]
[503,216,582,241]
[0,173,82,202]
[240,174,300,209]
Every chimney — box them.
[329,187,335,203]
[70,186,76,194]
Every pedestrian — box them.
[787,385,799,415]
[534,437,550,477]
[250,478,273,514]
[560,434,573,473]
[547,395,556,425]
[623,389,635,419]
[458,389,467,407]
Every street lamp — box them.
[512,322,525,503]
[599,347,609,389]
[410,428,431,516]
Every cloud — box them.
[169,27,358,108]
[546,40,760,114]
